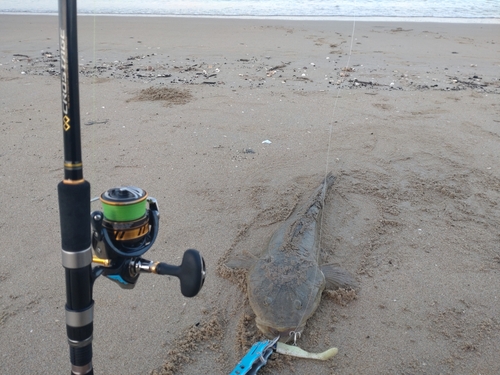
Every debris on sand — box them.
[129,86,193,106]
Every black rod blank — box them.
[59,0,83,182]
[57,1,94,374]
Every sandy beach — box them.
[1,15,499,374]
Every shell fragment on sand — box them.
[276,342,338,360]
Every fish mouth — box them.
[256,321,304,343]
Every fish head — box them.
[247,255,325,343]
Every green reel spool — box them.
[100,186,149,243]
[100,186,148,221]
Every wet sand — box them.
[0,15,499,374]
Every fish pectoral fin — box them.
[321,264,358,290]
[225,251,257,270]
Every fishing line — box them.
[290,14,357,344]
[322,18,357,186]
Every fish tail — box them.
[317,172,335,203]
[323,172,336,190]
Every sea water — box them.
[1,0,499,22]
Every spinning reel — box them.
[90,186,205,297]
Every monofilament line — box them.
[292,15,357,341]
[323,18,357,185]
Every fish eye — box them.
[294,300,302,310]
[264,297,272,306]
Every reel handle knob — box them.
[156,249,206,297]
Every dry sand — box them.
[1,15,499,374]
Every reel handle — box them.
[156,249,206,297]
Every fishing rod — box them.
[57,1,206,374]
